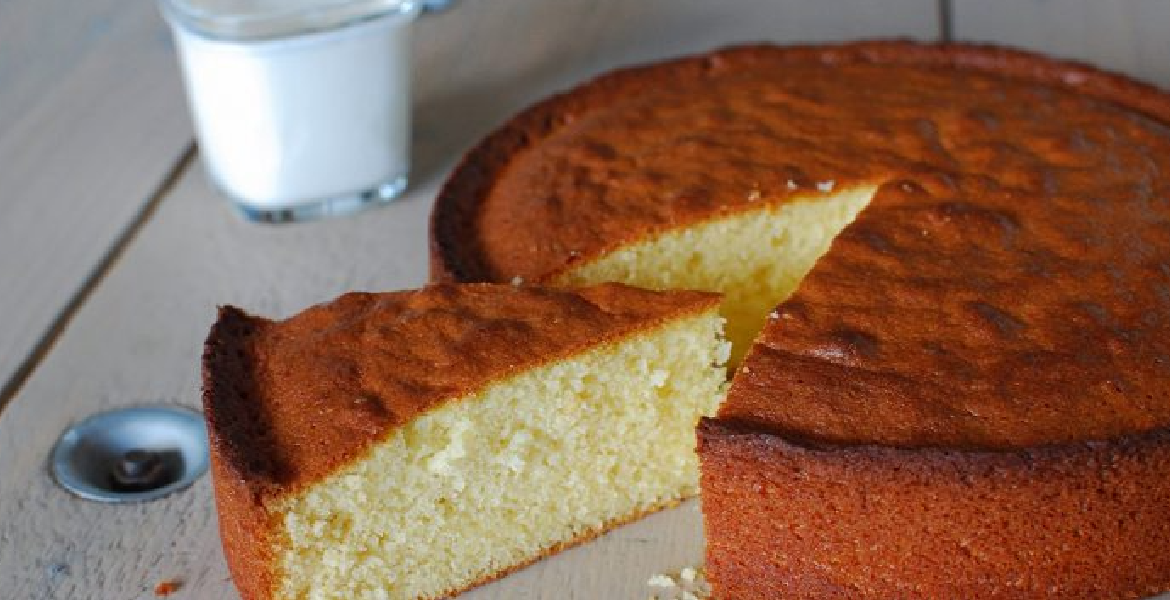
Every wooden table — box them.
[2,1,1168,597]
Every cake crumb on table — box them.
[153,578,182,597]
[645,566,710,599]
[648,574,676,588]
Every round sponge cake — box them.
[430,41,1170,364]
[429,42,1170,598]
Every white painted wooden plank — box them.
[0,0,192,396]
[952,0,1170,87]
[0,1,938,598]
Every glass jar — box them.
[159,0,429,222]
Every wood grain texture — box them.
[0,1,939,598]
[0,0,193,399]
[952,0,1170,87]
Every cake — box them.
[428,42,1170,598]
[429,42,1170,366]
[201,283,728,600]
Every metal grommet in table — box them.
[50,405,209,503]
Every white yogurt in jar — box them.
[161,0,421,220]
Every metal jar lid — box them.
[50,405,210,503]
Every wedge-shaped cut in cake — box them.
[202,283,728,600]
[433,153,873,366]
[555,186,874,365]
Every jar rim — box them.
[159,0,420,42]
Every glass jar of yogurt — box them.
[159,0,435,222]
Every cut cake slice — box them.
[202,282,728,600]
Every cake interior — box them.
[555,185,875,364]
[272,311,729,600]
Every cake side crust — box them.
[202,306,281,600]
[698,418,1170,600]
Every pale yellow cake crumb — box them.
[556,185,875,365]
[274,313,728,600]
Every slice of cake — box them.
[202,283,728,600]
[429,42,1170,598]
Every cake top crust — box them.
[202,283,720,496]
[431,41,1170,449]
[431,41,1170,284]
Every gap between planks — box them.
[939,0,954,41]
[0,143,198,416]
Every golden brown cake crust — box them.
[707,51,1170,448]
[430,40,1170,285]
[203,307,280,600]
[699,418,1170,599]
